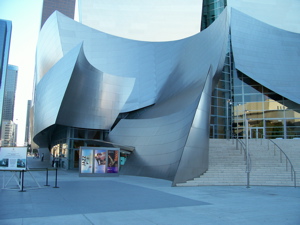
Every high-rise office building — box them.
[24,100,32,146]
[40,0,76,29]
[0,65,18,147]
[0,19,12,143]
[2,65,18,121]
[1,120,17,147]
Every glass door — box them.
[250,127,264,139]
[69,149,79,169]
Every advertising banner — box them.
[81,149,93,173]
[107,150,119,173]
[79,147,120,176]
[0,147,27,170]
[94,149,106,173]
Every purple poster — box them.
[107,150,119,173]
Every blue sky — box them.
[0,0,43,145]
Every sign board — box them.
[79,147,120,177]
[0,147,27,170]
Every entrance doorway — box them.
[69,150,79,169]
[250,127,264,139]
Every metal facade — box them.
[33,7,229,184]
[231,8,300,105]
[33,2,299,183]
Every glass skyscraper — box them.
[2,65,18,121]
[0,19,12,142]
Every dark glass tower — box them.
[40,0,76,29]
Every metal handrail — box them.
[234,135,252,188]
[256,132,296,188]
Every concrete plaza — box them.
[0,157,299,225]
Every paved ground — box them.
[0,157,299,225]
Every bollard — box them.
[53,168,59,188]
[246,171,250,188]
[45,168,50,186]
[19,170,26,192]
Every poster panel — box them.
[79,147,120,176]
[107,150,119,173]
[81,149,93,173]
[94,149,106,173]
[0,147,27,170]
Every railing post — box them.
[257,131,296,188]
[247,170,250,188]
[19,170,26,192]
[226,99,232,140]
[241,142,243,154]
[245,112,250,188]
[45,168,50,186]
[53,168,59,188]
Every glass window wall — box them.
[286,119,300,139]
[232,70,300,139]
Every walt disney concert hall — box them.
[32,0,300,185]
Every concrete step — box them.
[177,139,299,187]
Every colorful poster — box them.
[94,149,106,173]
[81,149,93,173]
[79,147,120,176]
[107,150,119,173]
[0,147,27,170]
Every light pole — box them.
[244,110,250,188]
[226,99,232,140]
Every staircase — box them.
[176,139,300,187]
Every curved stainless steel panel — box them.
[33,6,229,183]
[56,46,135,130]
[107,10,229,182]
[34,44,82,137]
[231,8,300,104]
[108,83,203,181]
[34,43,135,137]
[172,67,213,185]
[36,10,228,113]
[35,13,64,83]
[228,0,300,34]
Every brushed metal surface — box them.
[33,6,229,183]
[231,8,300,104]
